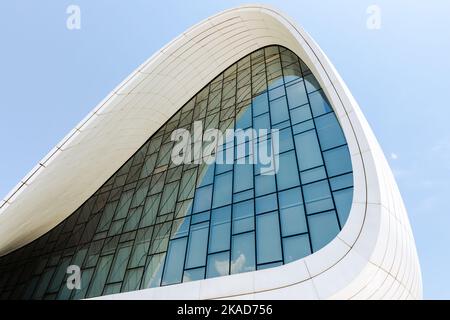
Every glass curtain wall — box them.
[0,46,353,300]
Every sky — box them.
[0,0,449,299]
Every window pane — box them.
[206,251,230,278]
[278,127,294,153]
[330,173,353,191]
[304,74,320,93]
[308,211,340,252]
[323,145,352,177]
[233,200,254,234]
[253,113,270,131]
[87,255,113,298]
[283,234,311,263]
[300,166,327,184]
[109,245,132,283]
[333,188,353,225]
[286,81,308,108]
[294,130,323,171]
[191,211,210,225]
[212,172,233,208]
[255,193,278,214]
[209,206,231,253]
[279,188,307,236]
[114,190,133,220]
[257,261,282,270]
[142,253,165,288]
[183,267,205,282]
[315,113,346,150]
[290,104,312,124]
[197,165,214,187]
[185,222,209,269]
[159,181,179,215]
[129,241,150,268]
[308,90,332,117]
[178,168,197,200]
[276,151,300,190]
[255,174,276,196]
[256,211,282,264]
[231,232,256,274]
[233,189,254,203]
[140,194,161,227]
[162,237,187,285]
[236,107,252,130]
[233,164,253,192]
[293,119,314,135]
[193,185,213,213]
[303,180,334,214]
[269,85,285,100]
[269,96,289,124]
[122,268,144,292]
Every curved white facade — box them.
[0,5,422,299]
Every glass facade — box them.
[0,46,353,300]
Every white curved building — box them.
[0,5,421,300]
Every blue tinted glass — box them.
[215,146,233,174]
[255,193,278,214]
[162,237,187,285]
[255,174,276,196]
[212,172,233,208]
[253,113,270,130]
[294,130,323,170]
[233,200,254,234]
[315,113,346,150]
[193,185,212,213]
[0,46,355,299]
[330,173,353,191]
[185,222,209,269]
[209,206,231,253]
[304,74,320,93]
[323,146,352,177]
[283,234,311,263]
[256,211,282,264]
[333,188,353,225]
[290,104,312,124]
[269,96,289,124]
[303,180,334,214]
[286,81,308,108]
[183,267,205,282]
[257,261,283,270]
[233,164,253,192]
[309,90,332,117]
[198,165,214,187]
[206,251,230,278]
[191,211,210,224]
[279,188,307,236]
[236,107,252,129]
[171,217,191,239]
[233,189,254,203]
[300,166,327,184]
[269,85,285,100]
[276,151,300,190]
[231,232,255,274]
[278,127,294,153]
[253,93,269,116]
[292,119,314,135]
[308,211,340,251]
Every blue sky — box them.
[0,0,449,299]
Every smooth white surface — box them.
[0,4,422,300]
